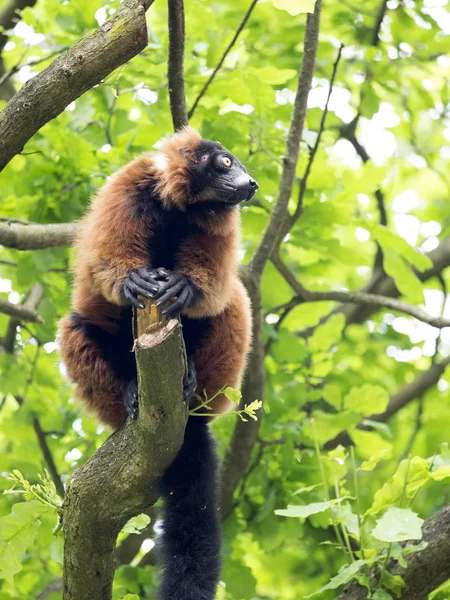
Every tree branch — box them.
[289,43,343,226]
[340,236,450,327]
[250,0,321,279]
[0,0,38,51]
[0,220,79,249]
[0,0,152,173]
[325,354,450,449]
[167,0,188,130]
[187,0,259,120]
[337,505,450,599]
[0,296,42,322]
[272,253,450,329]
[63,310,188,600]
[3,282,43,352]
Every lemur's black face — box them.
[189,140,258,206]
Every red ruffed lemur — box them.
[58,127,257,600]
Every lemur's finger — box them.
[162,287,190,317]
[129,272,159,295]
[136,268,164,284]
[123,285,144,309]
[155,280,186,306]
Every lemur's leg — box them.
[59,313,134,429]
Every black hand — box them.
[122,267,162,309]
[184,357,197,403]
[123,379,138,420]
[153,271,196,318]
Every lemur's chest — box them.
[134,189,203,269]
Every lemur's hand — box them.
[122,267,162,309]
[151,268,197,318]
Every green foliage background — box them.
[0,0,450,598]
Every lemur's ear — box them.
[178,146,189,155]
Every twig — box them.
[168,0,188,129]
[0,0,39,51]
[290,43,343,225]
[188,0,259,119]
[0,47,69,87]
[250,0,322,279]
[0,296,43,322]
[272,253,450,329]
[3,283,43,352]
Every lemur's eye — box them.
[222,156,232,168]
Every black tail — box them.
[157,418,221,600]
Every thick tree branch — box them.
[338,505,450,599]
[63,311,188,600]
[187,0,259,120]
[167,0,188,130]
[0,0,152,173]
[0,220,79,249]
[250,0,321,279]
[272,253,450,329]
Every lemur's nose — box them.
[249,178,258,189]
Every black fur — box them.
[158,418,221,600]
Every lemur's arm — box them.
[149,225,239,319]
[76,155,157,306]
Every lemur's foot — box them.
[122,267,162,309]
[152,269,197,318]
[124,380,139,420]
[184,357,197,403]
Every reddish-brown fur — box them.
[59,127,252,429]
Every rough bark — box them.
[0,0,152,173]
[338,505,450,600]
[167,0,188,130]
[62,310,188,600]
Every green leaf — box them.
[360,448,391,471]
[253,67,297,85]
[309,313,345,353]
[304,559,373,597]
[273,0,316,14]
[367,457,430,515]
[275,497,349,519]
[223,387,242,404]
[121,595,140,600]
[373,508,424,543]
[371,225,432,272]
[0,501,47,584]
[121,514,151,534]
[382,248,424,304]
[344,384,389,415]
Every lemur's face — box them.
[189,140,258,205]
